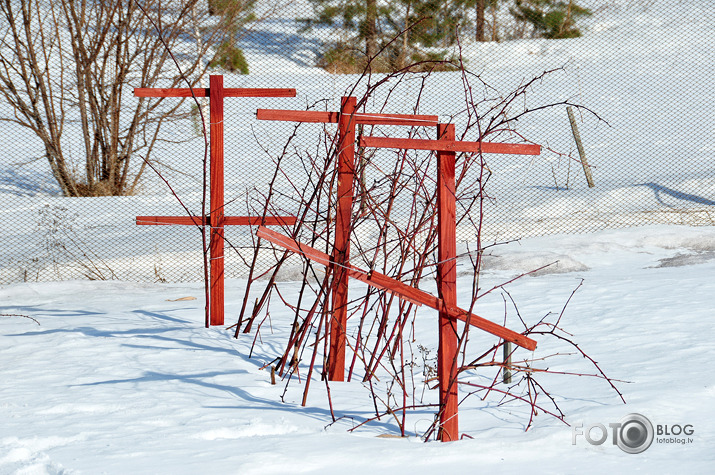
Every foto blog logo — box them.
[572,413,654,454]
[571,413,693,454]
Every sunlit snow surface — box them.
[1,0,714,472]
[1,224,714,473]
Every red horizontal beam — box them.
[256,226,537,351]
[225,216,297,226]
[136,215,297,226]
[256,109,439,126]
[356,112,439,126]
[134,88,296,98]
[257,109,337,123]
[360,136,541,156]
[224,88,296,98]
[136,216,206,226]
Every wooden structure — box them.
[134,76,542,440]
[256,99,438,381]
[358,127,541,441]
[256,226,536,350]
[135,75,297,326]
[256,220,537,441]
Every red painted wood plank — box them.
[257,109,339,123]
[355,112,438,126]
[256,226,537,351]
[136,216,207,226]
[135,88,296,98]
[437,123,459,441]
[223,216,297,226]
[224,88,296,98]
[360,136,541,155]
[257,226,331,264]
[136,216,297,226]
[328,97,357,382]
[256,108,439,126]
[134,88,209,97]
[209,75,226,327]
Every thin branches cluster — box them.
[226,46,623,439]
[133,10,623,439]
[0,0,280,196]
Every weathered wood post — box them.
[567,106,595,188]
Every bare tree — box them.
[0,0,256,196]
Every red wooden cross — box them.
[135,75,297,327]
[360,126,541,441]
[256,99,438,381]
[255,220,537,441]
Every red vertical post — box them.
[135,78,296,328]
[209,75,225,326]
[436,123,459,441]
[328,96,357,381]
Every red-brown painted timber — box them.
[436,123,459,442]
[256,226,537,352]
[134,88,296,98]
[360,136,541,155]
[136,216,297,226]
[328,97,357,382]
[256,109,439,126]
[209,76,225,326]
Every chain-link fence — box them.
[0,0,713,284]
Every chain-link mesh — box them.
[0,0,712,283]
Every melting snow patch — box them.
[481,252,589,276]
[654,251,715,268]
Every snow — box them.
[1,0,714,472]
[1,225,715,473]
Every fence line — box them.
[1,0,713,283]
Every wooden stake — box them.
[567,106,595,188]
[503,341,512,384]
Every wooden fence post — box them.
[436,123,459,441]
[567,106,595,188]
[328,96,357,381]
[503,341,512,384]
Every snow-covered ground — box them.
[1,2,714,471]
[1,224,714,473]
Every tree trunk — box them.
[476,0,486,42]
[365,0,378,57]
[490,2,500,41]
